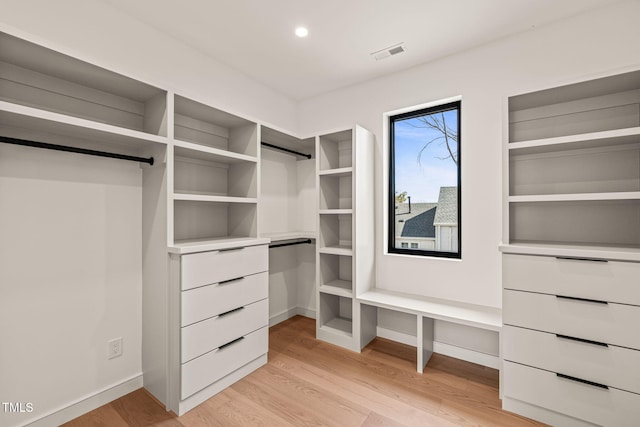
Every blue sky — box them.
[394,110,458,203]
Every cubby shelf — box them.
[318,167,353,177]
[173,194,258,203]
[318,245,353,256]
[319,280,353,298]
[508,126,640,152]
[174,139,258,164]
[319,209,353,215]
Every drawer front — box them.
[181,298,268,363]
[504,289,640,350]
[503,253,640,306]
[181,326,268,400]
[181,271,267,326]
[503,325,640,394]
[181,244,268,291]
[504,361,640,427]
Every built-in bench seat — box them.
[357,289,502,372]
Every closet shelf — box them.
[173,194,258,204]
[169,237,270,254]
[319,245,353,256]
[509,192,640,203]
[174,139,258,164]
[318,167,353,177]
[508,127,640,154]
[319,209,353,215]
[0,101,168,151]
[499,241,640,262]
[319,281,353,298]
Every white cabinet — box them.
[168,243,269,415]
[501,69,640,426]
[316,126,375,351]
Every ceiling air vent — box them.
[371,43,406,61]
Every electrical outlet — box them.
[108,338,123,359]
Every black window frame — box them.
[388,100,462,259]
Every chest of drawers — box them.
[502,254,640,426]
[167,242,269,415]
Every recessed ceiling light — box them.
[295,27,309,38]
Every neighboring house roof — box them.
[433,186,457,226]
[395,203,437,238]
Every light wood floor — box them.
[64,316,545,426]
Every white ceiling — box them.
[103,0,621,101]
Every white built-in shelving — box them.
[502,70,640,258]
[501,69,640,426]
[171,95,259,246]
[316,126,375,351]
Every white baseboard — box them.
[433,341,500,369]
[376,326,416,347]
[269,306,315,326]
[376,327,499,369]
[22,374,142,427]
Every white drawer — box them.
[504,289,640,350]
[181,326,268,400]
[181,298,268,363]
[181,244,268,291]
[181,271,267,326]
[503,253,640,306]
[503,325,640,395]
[504,361,640,427]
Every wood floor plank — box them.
[110,389,183,427]
[61,402,130,427]
[64,316,547,427]
[268,351,456,427]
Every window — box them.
[388,100,461,258]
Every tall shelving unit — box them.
[316,126,375,351]
[500,69,640,426]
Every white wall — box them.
[0,144,142,426]
[0,0,298,133]
[299,0,640,308]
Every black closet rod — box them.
[0,135,155,165]
[269,239,313,249]
[261,141,312,159]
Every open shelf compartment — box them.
[318,253,353,296]
[318,214,352,251]
[318,293,353,337]
[174,95,258,156]
[509,199,640,249]
[509,141,640,196]
[0,32,168,137]
[318,129,352,171]
[319,173,352,210]
[173,200,257,243]
[173,151,257,199]
[508,69,640,143]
